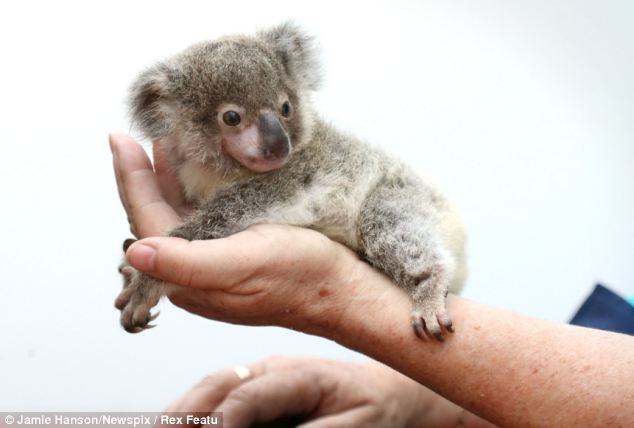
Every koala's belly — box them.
[257,171,381,251]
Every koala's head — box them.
[129,22,321,174]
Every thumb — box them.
[126,236,257,289]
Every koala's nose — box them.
[258,111,290,159]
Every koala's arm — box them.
[358,180,459,339]
[169,175,302,241]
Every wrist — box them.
[315,249,413,352]
[293,243,362,338]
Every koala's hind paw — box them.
[411,301,453,341]
[116,268,164,333]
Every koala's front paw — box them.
[115,266,163,333]
[410,280,453,341]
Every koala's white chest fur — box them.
[178,160,228,202]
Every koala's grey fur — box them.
[117,22,467,340]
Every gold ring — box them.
[233,365,252,381]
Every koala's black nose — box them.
[259,112,290,159]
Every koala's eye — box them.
[281,101,292,118]
[223,111,241,126]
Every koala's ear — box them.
[128,63,174,139]
[258,21,322,90]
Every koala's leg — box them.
[118,269,164,333]
[115,217,211,333]
[359,185,456,341]
[114,238,163,333]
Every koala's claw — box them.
[124,324,155,334]
[120,302,160,333]
[411,307,453,341]
[122,238,137,252]
[439,313,454,333]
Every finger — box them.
[165,356,321,414]
[126,232,277,289]
[165,368,248,413]
[296,406,378,428]
[215,370,323,428]
[164,358,318,427]
[110,134,180,237]
[153,143,190,216]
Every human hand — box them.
[109,133,390,337]
[162,356,492,428]
[125,224,375,336]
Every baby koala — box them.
[116,22,467,341]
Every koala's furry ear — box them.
[128,63,174,139]
[258,22,322,90]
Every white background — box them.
[0,0,632,410]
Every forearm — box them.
[325,262,634,427]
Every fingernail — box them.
[127,242,157,272]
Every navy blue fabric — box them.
[570,284,634,335]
